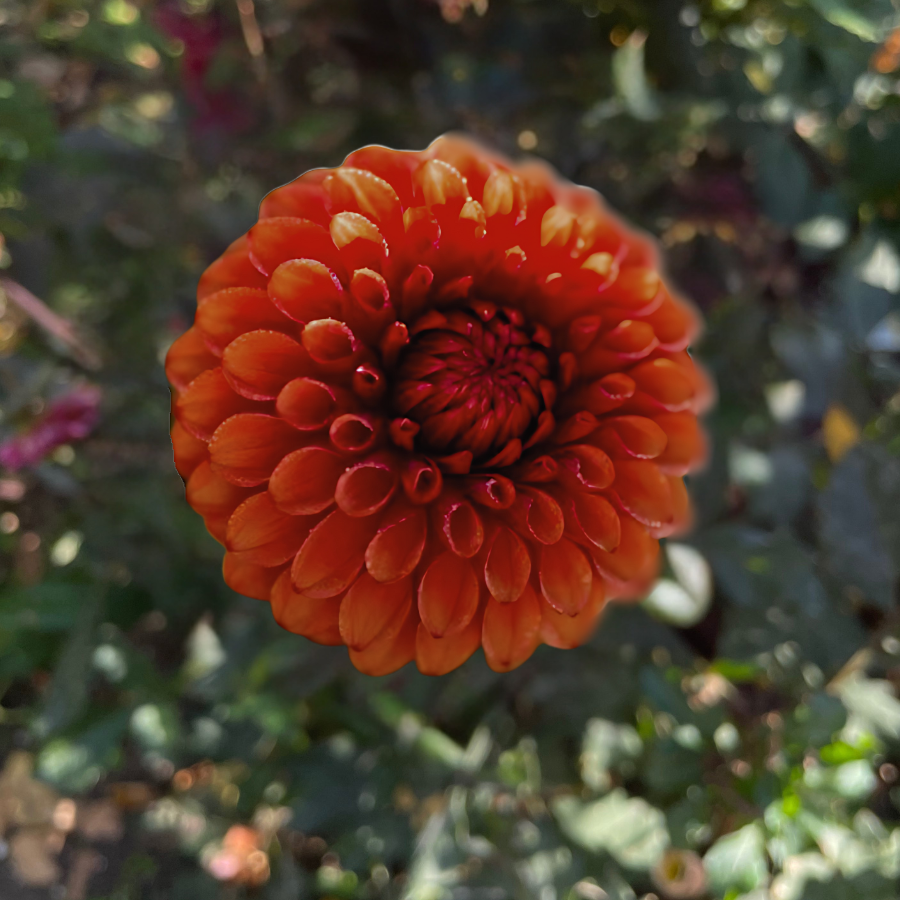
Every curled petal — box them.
[339,573,413,651]
[418,551,480,638]
[539,538,593,616]
[590,514,660,599]
[330,413,380,454]
[197,235,268,301]
[465,474,516,510]
[209,414,304,486]
[186,460,255,542]
[628,358,695,411]
[508,487,564,545]
[222,553,284,601]
[566,492,621,552]
[248,217,345,278]
[330,212,388,270]
[416,612,482,676]
[401,457,443,505]
[434,496,484,558]
[268,259,344,323]
[197,287,294,354]
[611,459,674,530]
[291,508,382,599]
[335,456,398,517]
[540,578,606,649]
[324,167,402,229]
[414,159,468,210]
[654,412,708,475]
[348,606,417,676]
[166,327,218,392]
[593,416,668,460]
[301,318,359,370]
[556,444,615,492]
[223,330,312,400]
[365,502,427,583]
[277,377,346,431]
[259,173,331,223]
[177,368,260,441]
[482,586,542,673]
[226,492,315,567]
[269,447,345,515]
[270,570,343,645]
[171,421,207,481]
[484,526,531,604]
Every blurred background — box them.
[1,0,900,897]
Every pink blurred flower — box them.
[0,385,101,471]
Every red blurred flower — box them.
[166,136,710,675]
[0,384,101,471]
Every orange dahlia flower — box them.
[166,135,710,676]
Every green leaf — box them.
[553,790,670,870]
[836,674,900,742]
[807,0,881,42]
[703,823,769,896]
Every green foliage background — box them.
[2,0,900,898]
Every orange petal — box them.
[329,212,387,271]
[508,486,564,545]
[186,460,256,541]
[343,145,419,207]
[590,514,660,599]
[656,476,692,539]
[611,459,674,530]
[259,173,331,223]
[291,508,381,599]
[222,330,313,400]
[484,526,531,604]
[593,416,668,460]
[566,493,621,552]
[640,293,700,351]
[171,420,208,480]
[654,412,707,476]
[323,167,402,229]
[225,492,315,567]
[335,457,398,517]
[555,444,615,492]
[339,573,412,651]
[415,611,482,676]
[434,497,484,558]
[197,235,268,301]
[247,217,345,278]
[417,551,480,638]
[539,538,593,616]
[176,368,259,441]
[482,585,541,672]
[540,577,606,649]
[196,287,294,354]
[301,318,359,370]
[628,358,695,411]
[330,413,380,455]
[270,570,343,645]
[268,446,345,515]
[365,502,427,583]
[276,378,344,432]
[222,553,284,601]
[268,259,344,323]
[165,327,219,392]
[348,606,417,676]
[209,413,304,486]
[414,159,468,210]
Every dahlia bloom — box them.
[166,136,710,675]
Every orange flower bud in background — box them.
[166,135,710,676]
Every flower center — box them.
[393,305,552,460]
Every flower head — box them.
[167,136,710,675]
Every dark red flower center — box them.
[393,304,552,459]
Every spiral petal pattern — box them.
[167,135,710,675]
